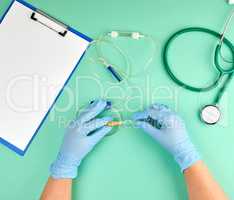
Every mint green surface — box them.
[0,0,234,199]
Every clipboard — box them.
[0,0,92,155]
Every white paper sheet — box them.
[0,1,90,153]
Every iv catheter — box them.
[106,117,162,129]
[76,99,163,129]
[163,27,234,125]
[106,121,123,127]
[76,101,161,130]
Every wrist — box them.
[50,153,82,179]
[183,160,204,174]
[173,139,201,172]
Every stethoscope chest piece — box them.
[200,105,221,125]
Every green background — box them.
[0,0,234,199]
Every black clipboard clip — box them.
[30,10,68,37]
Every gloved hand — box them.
[132,103,200,172]
[50,99,113,179]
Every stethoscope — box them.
[162,11,234,125]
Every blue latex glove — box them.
[132,103,200,172]
[50,99,113,179]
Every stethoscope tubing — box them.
[163,27,234,104]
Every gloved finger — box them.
[77,99,108,124]
[132,108,166,129]
[89,126,112,143]
[147,104,178,128]
[132,104,170,122]
[151,103,170,112]
[148,103,171,120]
[149,109,183,128]
[132,109,150,121]
[135,121,161,138]
[83,116,113,135]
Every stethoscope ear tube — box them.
[214,43,234,104]
[162,27,225,92]
[214,44,234,74]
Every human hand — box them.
[132,103,200,172]
[50,99,113,179]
